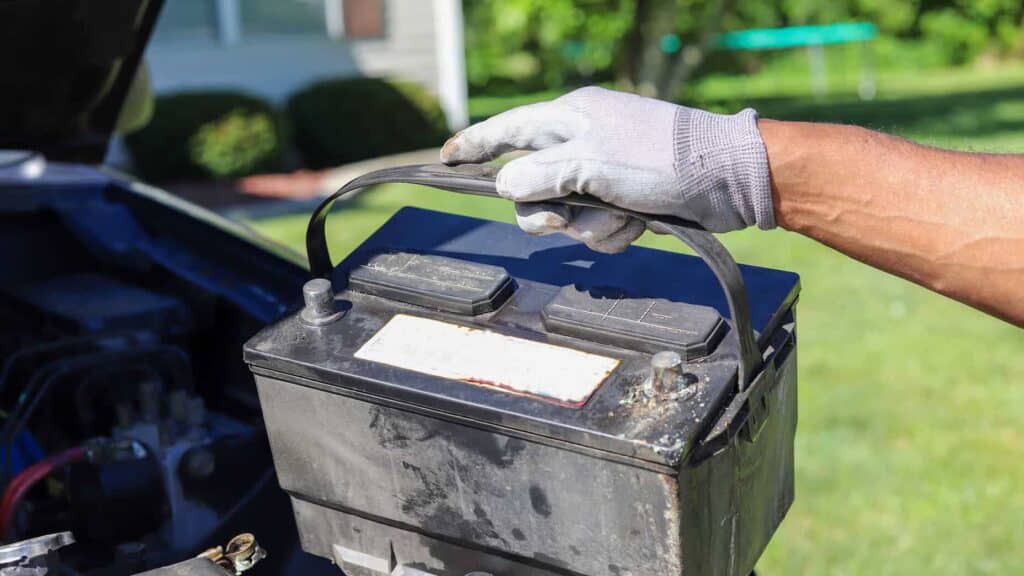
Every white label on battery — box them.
[354,314,618,407]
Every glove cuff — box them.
[673,107,775,231]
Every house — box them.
[143,0,468,130]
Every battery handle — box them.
[305,163,762,391]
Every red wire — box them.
[0,446,85,539]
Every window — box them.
[152,0,219,44]
[342,0,385,39]
[151,0,387,45]
[240,0,327,37]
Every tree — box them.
[462,0,763,100]
[462,0,633,92]
[462,0,1024,100]
[615,0,734,98]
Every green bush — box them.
[287,77,449,169]
[920,8,992,65]
[125,91,285,181]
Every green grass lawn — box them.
[248,63,1024,575]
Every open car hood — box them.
[0,0,163,163]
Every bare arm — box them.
[760,120,1024,326]
[443,88,1024,327]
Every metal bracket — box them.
[699,361,777,457]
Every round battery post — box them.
[646,350,698,399]
[300,278,344,326]
[651,351,683,392]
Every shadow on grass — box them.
[702,84,1024,139]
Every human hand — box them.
[440,86,773,252]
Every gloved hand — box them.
[440,86,774,253]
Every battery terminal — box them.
[300,279,344,326]
[644,351,697,400]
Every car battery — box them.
[244,165,801,576]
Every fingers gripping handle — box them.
[305,163,762,390]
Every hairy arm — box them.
[760,120,1024,326]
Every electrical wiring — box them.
[0,332,157,400]
[0,335,108,399]
[0,345,192,484]
[0,445,86,539]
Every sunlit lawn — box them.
[247,63,1024,575]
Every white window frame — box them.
[213,0,352,44]
[325,0,346,39]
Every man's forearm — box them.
[759,119,1024,326]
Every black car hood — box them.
[0,0,163,163]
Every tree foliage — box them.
[463,0,1024,98]
[464,0,633,91]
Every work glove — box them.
[440,86,773,253]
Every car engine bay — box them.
[0,160,319,575]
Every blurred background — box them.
[114,1,1024,574]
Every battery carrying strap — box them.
[305,163,762,391]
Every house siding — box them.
[144,0,442,103]
[109,0,465,167]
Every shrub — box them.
[919,8,992,66]
[287,77,449,169]
[125,91,285,181]
[189,110,280,178]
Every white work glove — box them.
[440,86,774,253]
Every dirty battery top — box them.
[244,207,799,469]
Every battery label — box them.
[354,314,618,407]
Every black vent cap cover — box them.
[541,284,727,359]
[347,251,514,315]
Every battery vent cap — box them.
[348,251,514,315]
[542,285,726,359]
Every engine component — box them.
[108,386,257,551]
[245,166,802,576]
[139,533,266,576]
[1,449,86,539]
[0,531,73,576]
[196,533,266,575]
[0,324,274,574]
[3,274,191,336]
[0,532,265,576]
[67,440,165,545]
[0,338,192,483]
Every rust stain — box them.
[461,376,595,409]
[658,473,683,572]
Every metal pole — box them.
[859,40,877,100]
[807,43,827,99]
[433,0,470,130]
